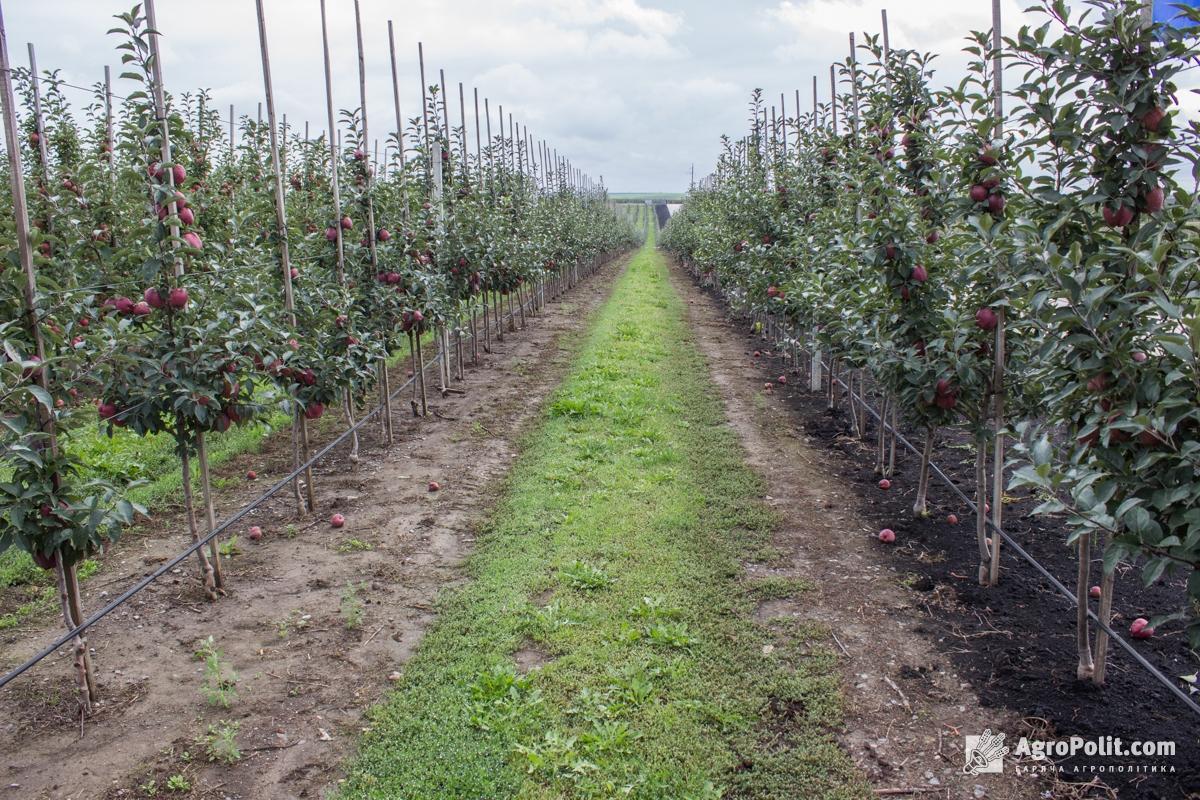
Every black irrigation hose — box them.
[807,351,1200,719]
[0,256,607,692]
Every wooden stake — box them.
[458,81,468,184]
[830,64,838,134]
[385,20,408,220]
[473,87,482,184]
[988,0,1006,588]
[882,9,890,60]
[319,0,346,285]
[353,0,390,446]
[255,0,311,513]
[103,65,114,168]
[848,33,860,137]
[418,42,430,164]
[26,44,49,186]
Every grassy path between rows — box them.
[339,233,867,799]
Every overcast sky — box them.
[0,0,1082,191]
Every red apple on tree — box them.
[1141,106,1166,133]
[975,307,998,331]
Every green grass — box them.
[338,233,865,799]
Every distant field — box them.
[609,191,686,202]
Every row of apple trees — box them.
[0,6,636,711]
[662,0,1200,682]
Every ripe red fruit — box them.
[167,287,189,310]
[353,148,366,161]
[1132,351,1148,363]
[884,244,897,260]
[290,267,300,279]
[248,525,263,541]
[335,314,348,328]
[987,193,1006,214]
[98,402,118,420]
[1089,585,1102,599]
[1143,185,1164,213]
[978,146,999,166]
[377,228,391,241]
[246,470,258,480]
[935,393,957,410]
[936,378,952,395]
[113,296,134,314]
[969,184,988,203]
[304,402,325,420]
[386,272,401,284]
[172,164,186,185]
[767,285,780,298]
[878,479,891,490]
[878,528,896,543]
[946,513,958,525]
[179,206,195,226]
[132,301,152,316]
[144,287,165,309]
[325,226,339,242]
[926,230,940,244]
[182,232,203,250]
[330,513,345,528]
[341,215,353,230]
[975,307,998,331]
[911,264,928,283]
[777,375,787,385]
[428,481,441,492]
[1130,617,1154,639]
[1102,205,1134,228]
[1141,106,1166,133]
[1137,429,1164,447]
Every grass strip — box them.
[338,232,867,799]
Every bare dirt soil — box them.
[0,257,626,800]
[667,259,1049,800]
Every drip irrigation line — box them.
[0,256,605,693]
[797,345,1200,719]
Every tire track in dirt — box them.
[666,258,1046,800]
[0,255,628,800]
